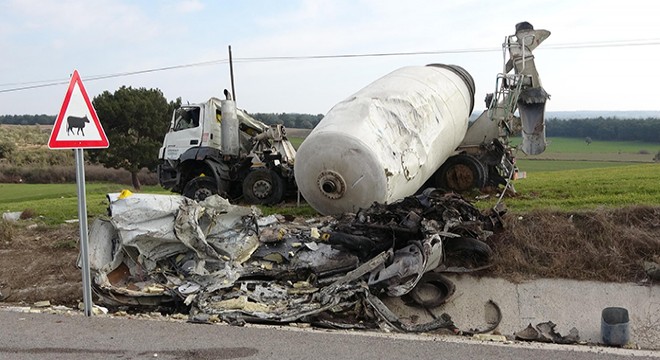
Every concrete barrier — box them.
[384,275,659,349]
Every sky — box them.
[1,0,659,116]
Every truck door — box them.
[161,106,203,161]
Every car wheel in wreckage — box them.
[433,154,487,192]
[242,168,285,205]
[182,176,218,202]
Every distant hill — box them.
[469,110,660,122]
[3,110,660,126]
[545,111,660,120]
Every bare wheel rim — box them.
[252,179,273,199]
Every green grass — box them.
[258,203,319,218]
[476,163,660,212]
[0,183,167,224]
[513,137,659,154]
[288,136,304,149]
[513,137,659,163]
[3,163,657,224]
[1,134,658,222]
[515,159,639,172]
[0,182,319,224]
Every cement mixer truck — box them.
[295,22,551,215]
[158,90,297,205]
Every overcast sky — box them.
[1,0,659,116]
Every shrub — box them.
[0,141,16,159]
[19,208,37,220]
[0,164,158,186]
[0,220,13,243]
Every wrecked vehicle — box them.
[88,190,503,331]
[158,91,297,205]
[295,22,551,215]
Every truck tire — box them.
[409,272,456,308]
[242,168,285,205]
[183,176,217,202]
[433,154,487,192]
[443,237,493,263]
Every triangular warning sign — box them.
[48,70,109,149]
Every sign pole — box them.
[48,69,109,317]
[75,148,93,316]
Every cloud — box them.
[5,0,160,44]
[173,0,204,13]
[2,0,660,115]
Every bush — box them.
[0,141,16,159]
[0,220,13,243]
[19,208,37,220]
[0,164,158,186]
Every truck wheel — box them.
[443,237,493,263]
[433,154,487,192]
[183,176,217,201]
[242,168,285,205]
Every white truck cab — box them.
[158,96,296,205]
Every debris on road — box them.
[515,321,580,344]
[88,190,504,332]
[643,259,660,281]
[33,300,51,308]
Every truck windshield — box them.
[173,107,200,131]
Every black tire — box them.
[433,154,487,192]
[182,176,218,202]
[443,237,493,262]
[242,168,285,205]
[409,272,456,308]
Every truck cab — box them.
[158,97,296,205]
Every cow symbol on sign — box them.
[66,115,90,136]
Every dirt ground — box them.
[1,206,658,307]
[0,223,82,306]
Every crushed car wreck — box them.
[87,190,504,332]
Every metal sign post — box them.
[75,149,93,316]
[48,70,109,317]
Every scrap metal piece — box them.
[468,300,502,335]
[368,234,443,297]
[174,200,222,260]
[515,321,580,344]
[109,194,189,261]
[366,293,454,333]
[515,323,540,341]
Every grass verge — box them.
[476,163,660,212]
[491,205,660,283]
[0,183,168,224]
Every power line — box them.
[0,59,230,93]
[1,38,659,94]
[544,39,660,49]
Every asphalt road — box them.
[1,310,657,360]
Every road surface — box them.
[0,310,657,360]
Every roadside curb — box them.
[383,275,660,350]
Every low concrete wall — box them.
[384,275,659,349]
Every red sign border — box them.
[48,70,109,149]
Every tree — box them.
[91,86,180,190]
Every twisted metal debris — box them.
[88,189,504,331]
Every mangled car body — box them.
[88,191,503,331]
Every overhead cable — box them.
[1,38,659,94]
